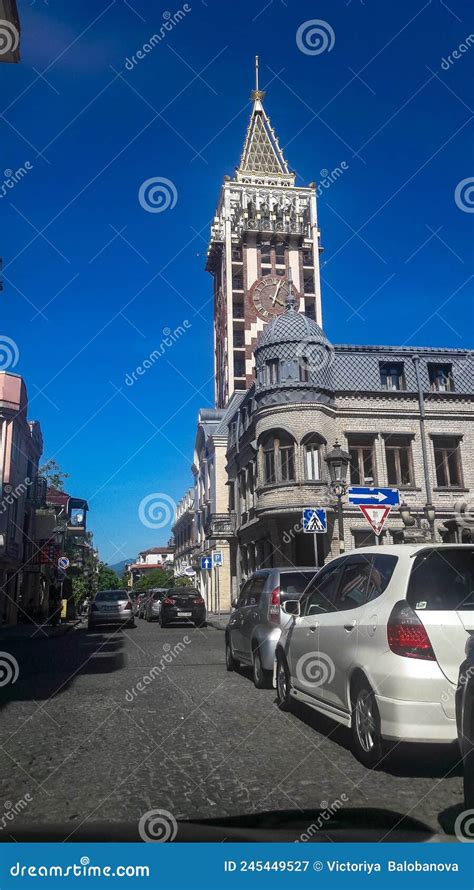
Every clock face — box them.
[251,275,295,320]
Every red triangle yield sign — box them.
[358,504,392,536]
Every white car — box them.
[275,544,474,768]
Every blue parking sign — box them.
[302,508,327,534]
[213,552,223,567]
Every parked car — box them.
[144,589,169,622]
[275,544,474,767]
[225,568,318,688]
[137,594,150,619]
[456,635,474,808]
[88,589,135,631]
[159,587,206,628]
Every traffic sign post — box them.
[348,487,400,507]
[348,486,400,538]
[212,551,223,567]
[57,556,70,571]
[302,508,327,569]
[200,557,212,571]
[358,504,392,536]
[302,508,327,534]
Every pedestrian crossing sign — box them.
[303,508,327,534]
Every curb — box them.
[0,619,81,643]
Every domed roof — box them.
[256,306,331,350]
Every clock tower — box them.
[206,57,323,408]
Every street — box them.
[0,620,464,839]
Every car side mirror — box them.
[231,597,238,609]
[282,600,300,616]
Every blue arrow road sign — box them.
[348,486,400,506]
[302,508,327,534]
[200,557,212,571]
[213,552,223,567]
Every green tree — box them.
[97,563,120,590]
[136,568,173,591]
[171,575,194,587]
[39,458,70,491]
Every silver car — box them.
[144,589,168,622]
[225,568,318,688]
[88,589,135,630]
[276,544,474,768]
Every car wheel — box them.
[225,636,239,671]
[351,679,384,769]
[276,652,292,711]
[252,648,271,689]
[160,615,167,628]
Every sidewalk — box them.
[206,612,230,631]
[0,619,81,643]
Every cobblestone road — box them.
[0,620,464,839]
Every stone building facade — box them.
[172,64,473,611]
[225,302,474,595]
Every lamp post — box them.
[400,501,436,542]
[325,441,351,554]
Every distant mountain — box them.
[108,558,134,576]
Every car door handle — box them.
[344,621,357,632]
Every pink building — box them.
[0,373,45,625]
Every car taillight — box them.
[124,602,132,610]
[163,597,175,606]
[194,596,205,605]
[387,601,435,660]
[269,586,280,624]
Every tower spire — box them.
[251,55,265,102]
[237,56,293,181]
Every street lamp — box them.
[325,441,351,554]
[399,501,436,541]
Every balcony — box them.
[204,512,236,539]
[240,218,306,236]
[26,476,47,507]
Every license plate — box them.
[177,612,192,617]
[103,606,117,611]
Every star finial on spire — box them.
[250,55,266,102]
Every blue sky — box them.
[1,0,473,564]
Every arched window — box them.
[261,431,295,484]
[302,434,323,481]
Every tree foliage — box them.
[136,568,174,591]
[39,458,70,491]
[97,563,120,590]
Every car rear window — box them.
[280,571,316,601]
[95,590,129,602]
[407,549,474,611]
